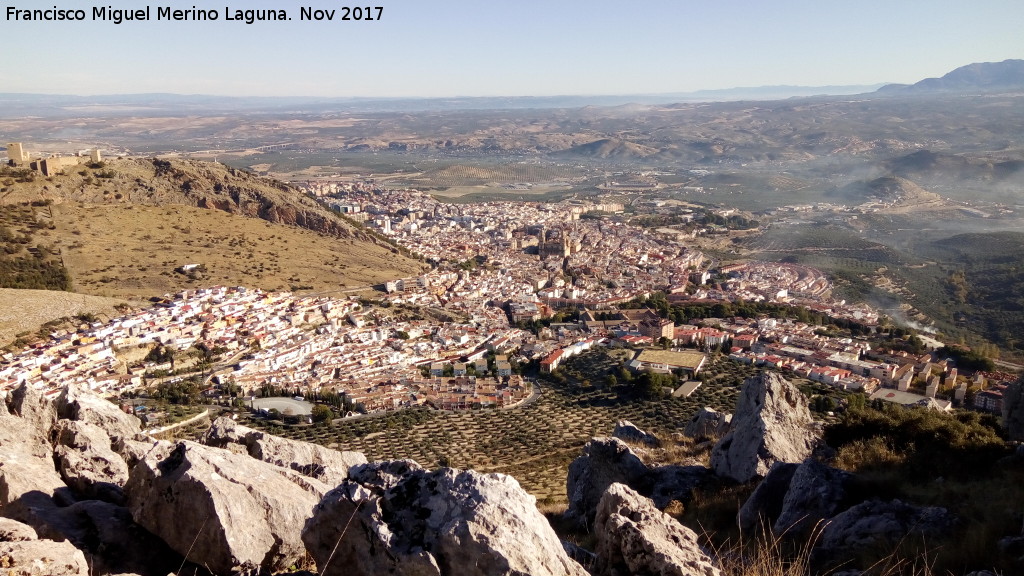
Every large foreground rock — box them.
[25,500,182,576]
[201,416,366,485]
[56,385,141,445]
[125,440,328,574]
[594,483,720,576]
[737,462,799,532]
[53,421,129,503]
[774,459,856,537]
[813,500,957,570]
[303,462,588,576]
[566,437,649,525]
[711,372,819,483]
[0,385,71,521]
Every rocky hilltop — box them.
[4,157,377,243]
[0,372,1010,575]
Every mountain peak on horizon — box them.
[878,58,1024,93]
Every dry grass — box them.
[51,202,423,299]
[0,287,128,346]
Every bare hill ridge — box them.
[0,158,426,301]
[4,158,375,242]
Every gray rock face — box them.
[6,383,58,447]
[646,465,714,510]
[566,437,650,526]
[53,421,129,503]
[774,459,856,537]
[1002,377,1024,441]
[55,385,141,445]
[125,440,328,574]
[0,385,71,521]
[202,416,366,485]
[0,540,89,575]
[27,500,183,576]
[814,500,957,569]
[737,462,799,532]
[710,372,819,483]
[303,463,588,576]
[594,483,720,576]
[612,420,660,446]
[684,407,732,440]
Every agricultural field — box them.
[242,354,780,503]
[404,163,585,188]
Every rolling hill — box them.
[0,157,426,334]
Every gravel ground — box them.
[0,288,127,346]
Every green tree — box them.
[311,404,334,424]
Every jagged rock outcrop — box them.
[594,483,720,576]
[56,385,141,445]
[0,385,72,521]
[303,463,588,576]
[26,500,182,576]
[53,421,129,503]
[710,372,820,483]
[6,382,58,446]
[737,462,799,532]
[566,437,712,524]
[813,500,957,570]
[566,437,650,525]
[774,459,856,537]
[684,407,732,440]
[1002,377,1024,441]
[125,440,328,574]
[201,416,366,485]
[613,420,660,446]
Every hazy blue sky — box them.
[2,0,1021,97]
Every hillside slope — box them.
[0,158,426,300]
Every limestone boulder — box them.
[55,385,141,445]
[813,500,957,570]
[53,421,129,503]
[0,386,71,521]
[593,483,720,576]
[125,440,328,574]
[612,420,659,446]
[201,416,366,485]
[566,437,650,526]
[737,462,799,532]
[774,459,857,537]
[303,463,588,576]
[684,407,732,440]
[5,383,58,447]
[27,500,182,576]
[711,372,820,483]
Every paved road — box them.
[250,397,313,415]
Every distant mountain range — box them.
[878,59,1024,93]
[0,84,884,115]
[0,59,1019,117]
